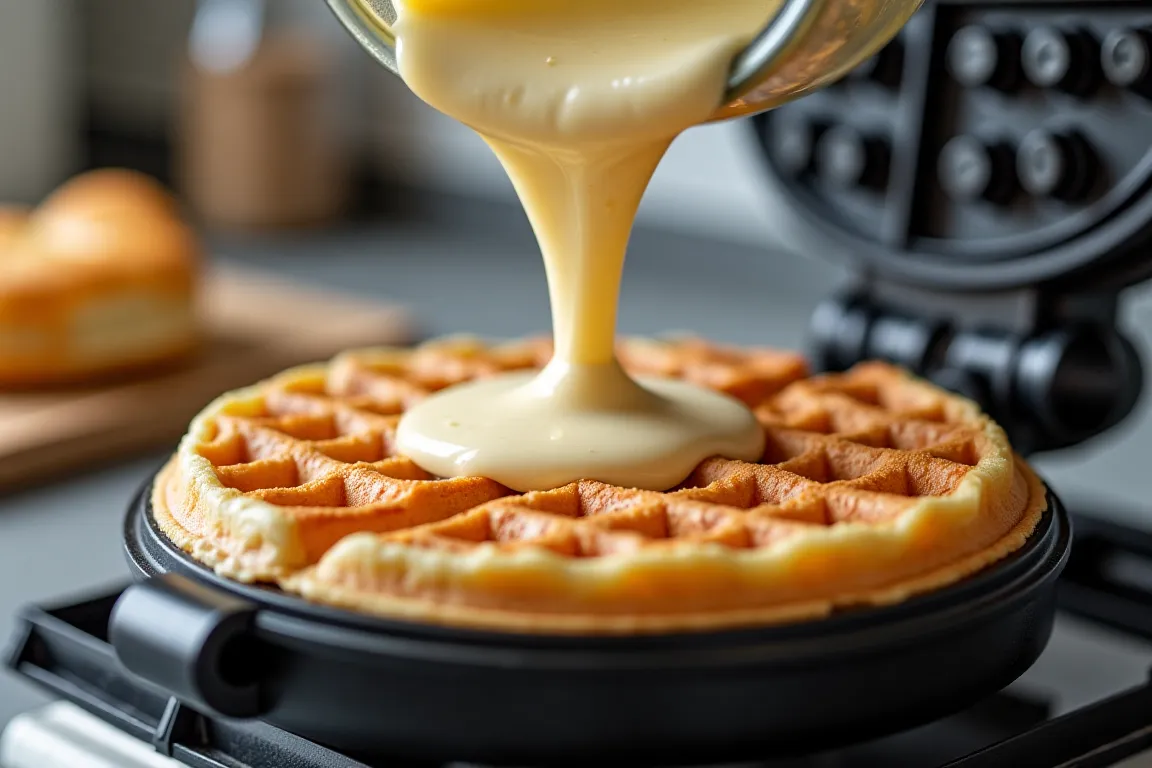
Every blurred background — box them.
[2,0,818,241]
[1,0,1152,731]
[0,0,844,341]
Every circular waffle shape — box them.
[152,337,1045,634]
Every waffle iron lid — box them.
[753,0,1152,293]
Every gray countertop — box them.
[2,193,1152,729]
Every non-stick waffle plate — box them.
[110,472,1070,766]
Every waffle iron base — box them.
[112,474,1071,766]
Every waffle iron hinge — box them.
[808,279,1144,456]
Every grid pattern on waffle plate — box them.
[189,339,981,563]
[367,363,982,557]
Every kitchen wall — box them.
[76,0,832,256]
[0,1,81,202]
[83,0,197,135]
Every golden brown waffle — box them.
[153,336,1045,634]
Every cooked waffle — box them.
[153,336,1045,634]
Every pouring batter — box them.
[393,0,785,491]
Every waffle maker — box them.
[8,0,1152,765]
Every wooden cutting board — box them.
[0,266,416,492]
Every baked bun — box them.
[0,206,30,250]
[0,169,200,386]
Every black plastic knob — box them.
[808,297,871,373]
[815,126,890,190]
[853,37,904,88]
[771,115,823,177]
[929,368,991,409]
[1022,27,1100,95]
[938,136,1016,204]
[1016,327,1143,449]
[1016,129,1096,201]
[1101,28,1152,96]
[947,26,1022,91]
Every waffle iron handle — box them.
[108,573,268,719]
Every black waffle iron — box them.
[9,1,1152,765]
